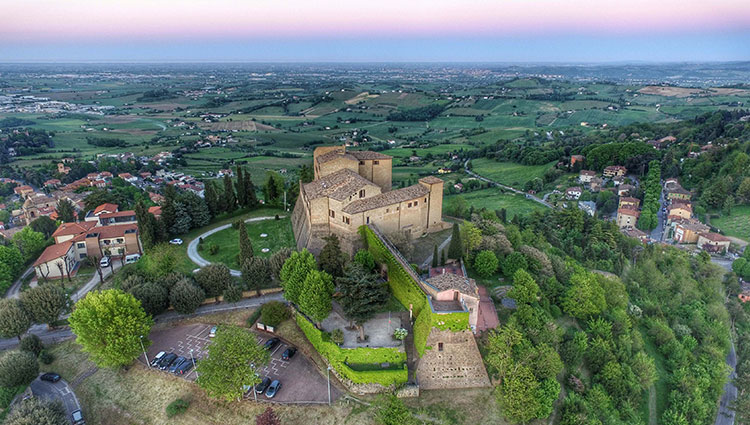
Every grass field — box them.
[445,188,547,219]
[470,158,556,188]
[710,205,750,242]
[199,216,295,269]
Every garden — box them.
[198,217,295,269]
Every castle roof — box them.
[341,184,429,214]
[303,169,374,201]
[348,150,391,160]
[316,150,357,164]
[426,272,477,296]
[419,176,443,185]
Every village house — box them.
[589,177,605,192]
[22,193,56,224]
[578,201,597,217]
[44,178,61,188]
[57,162,71,174]
[672,218,710,244]
[647,135,676,150]
[621,226,650,243]
[739,281,750,303]
[617,184,636,197]
[565,187,582,200]
[570,155,585,166]
[292,145,446,256]
[13,185,34,198]
[612,176,625,186]
[616,208,640,228]
[618,196,640,210]
[696,232,731,254]
[667,201,692,223]
[579,170,596,183]
[603,165,627,178]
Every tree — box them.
[169,278,206,314]
[238,221,254,264]
[256,407,281,425]
[298,270,334,324]
[280,249,317,305]
[19,284,68,328]
[196,324,270,401]
[497,363,540,424]
[737,177,750,204]
[319,234,346,277]
[3,397,68,425]
[447,223,463,259]
[130,282,169,317]
[473,250,499,278]
[460,221,483,256]
[242,256,270,296]
[223,174,236,212]
[631,351,657,390]
[12,227,47,263]
[268,248,292,281]
[508,269,539,305]
[20,334,43,357]
[55,198,76,223]
[260,301,290,327]
[69,289,153,367]
[135,201,158,249]
[161,185,178,235]
[0,298,31,340]
[244,169,258,207]
[29,216,57,238]
[170,201,192,235]
[562,271,607,319]
[263,172,284,207]
[337,263,388,340]
[194,264,232,299]
[204,181,220,218]
[235,166,246,207]
[431,245,439,268]
[223,283,243,303]
[354,249,376,271]
[180,191,210,229]
[0,350,38,387]
[502,252,528,277]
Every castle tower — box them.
[419,176,444,230]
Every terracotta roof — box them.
[618,208,640,217]
[148,206,162,216]
[619,197,640,205]
[342,184,429,214]
[580,170,596,176]
[699,232,730,242]
[419,176,443,185]
[605,165,627,171]
[52,221,96,238]
[667,186,691,195]
[348,150,391,160]
[316,150,357,165]
[34,241,73,267]
[621,227,648,239]
[98,210,136,219]
[302,169,374,201]
[426,273,477,296]
[91,223,138,239]
[94,203,119,215]
[674,218,709,233]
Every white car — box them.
[169,238,183,245]
[99,256,110,268]
[209,325,218,338]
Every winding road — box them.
[186,215,283,276]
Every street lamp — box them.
[327,366,332,406]
[139,335,150,368]
[190,349,197,378]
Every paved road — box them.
[4,266,34,299]
[71,261,122,302]
[649,185,666,241]
[715,341,737,425]
[464,159,554,209]
[187,216,283,277]
[0,293,284,351]
[30,374,82,420]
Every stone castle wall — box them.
[416,328,491,390]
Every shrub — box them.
[208,243,219,255]
[0,350,39,387]
[223,283,243,303]
[4,398,67,425]
[19,334,43,357]
[247,309,262,327]
[169,279,206,314]
[166,398,189,418]
[232,220,242,229]
[194,264,232,298]
[393,328,408,340]
[260,301,289,327]
[331,329,345,346]
[474,250,499,278]
[39,350,54,365]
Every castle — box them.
[292,145,447,255]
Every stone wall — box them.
[416,328,490,390]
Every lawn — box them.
[199,216,295,269]
[470,158,556,188]
[710,205,750,242]
[445,188,547,219]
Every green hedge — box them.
[296,313,407,386]
[414,308,432,357]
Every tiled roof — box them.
[52,221,96,238]
[34,241,73,267]
[419,176,443,185]
[348,150,391,160]
[316,150,356,165]
[98,210,136,219]
[94,203,119,215]
[91,223,138,239]
[619,197,640,205]
[341,184,429,214]
[426,272,477,296]
[580,170,596,176]
[618,208,640,217]
[302,169,374,201]
[148,206,162,216]
[699,232,730,242]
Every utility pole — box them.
[190,349,197,378]
[327,366,332,406]
[139,335,150,368]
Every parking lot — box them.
[145,323,340,404]
[30,374,82,423]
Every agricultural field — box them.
[710,206,750,242]
[445,188,547,219]
[470,158,555,187]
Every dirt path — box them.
[648,384,657,425]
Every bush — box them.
[19,334,43,357]
[169,279,206,314]
[223,283,243,303]
[331,329,344,346]
[393,328,408,340]
[39,350,54,365]
[232,220,242,229]
[166,398,189,418]
[208,243,219,255]
[194,264,232,298]
[474,250,499,278]
[260,301,289,327]
[4,398,67,425]
[0,350,39,387]
[247,309,262,327]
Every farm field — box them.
[470,158,555,187]
[445,188,547,219]
[710,206,750,242]
[199,217,295,269]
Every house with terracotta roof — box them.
[739,281,750,303]
[148,206,162,218]
[672,218,710,244]
[603,165,627,178]
[293,145,445,256]
[92,203,119,216]
[616,208,640,228]
[618,197,640,210]
[13,185,34,198]
[617,184,636,197]
[44,179,61,188]
[697,232,730,254]
[22,193,56,224]
[34,241,78,280]
[666,185,691,201]
[570,155,585,166]
[565,187,582,200]
[579,170,596,183]
[667,201,692,223]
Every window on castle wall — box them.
[414,201,418,206]
[359,189,365,198]
[408,202,412,208]
[366,217,370,224]
[438,343,444,351]
[329,210,335,218]
[373,161,379,165]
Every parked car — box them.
[174,359,194,375]
[169,238,183,245]
[168,357,187,373]
[99,256,110,268]
[265,380,282,398]
[281,347,297,361]
[255,377,272,394]
[71,409,85,425]
[40,373,61,383]
[158,353,178,370]
[150,351,166,367]
[263,338,280,351]
[125,253,141,264]
[209,325,218,338]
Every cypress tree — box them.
[235,167,246,207]
[447,223,463,260]
[431,244,438,268]
[245,171,258,208]
[238,221,254,264]
[135,201,156,249]
[204,181,219,217]
[440,249,446,266]
[160,185,177,235]
[223,174,236,212]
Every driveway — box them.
[186,216,283,277]
[30,374,82,421]
[71,261,122,302]
[5,266,34,299]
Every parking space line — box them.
[193,325,211,338]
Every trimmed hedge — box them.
[296,313,407,386]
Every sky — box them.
[1,0,749,62]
